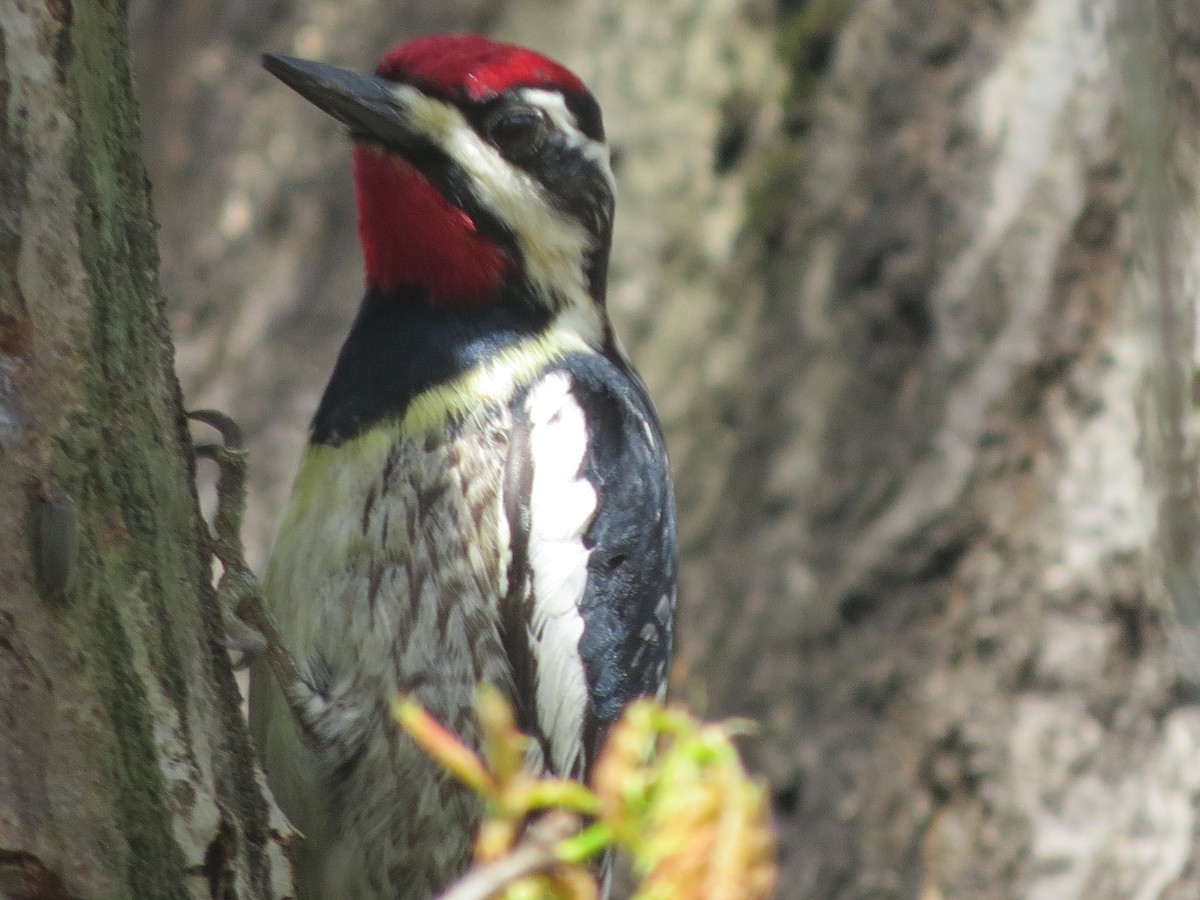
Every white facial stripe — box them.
[389,84,603,325]
[517,88,615,197]
[516,89,581,135]
[516,88,615,189]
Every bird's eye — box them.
[484,107,549,159]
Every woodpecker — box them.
[248,35,677,899]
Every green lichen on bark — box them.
[50,0,286,894]
[777,0,853,122]
[745,0,852,237]
[42,0,208,895]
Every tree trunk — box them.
[0,1,291,896]
[679,0,1200,896]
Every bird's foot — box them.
[190,409,327,745]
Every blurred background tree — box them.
[127,0,1200,896]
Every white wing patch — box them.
[524,371,596,775]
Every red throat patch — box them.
[376,33,585,101]
[352,146,507,305]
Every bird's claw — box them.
[190,409,327,744]
[189,409,249,564]
[189,408,255,618]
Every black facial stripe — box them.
[455,98,616,300]
[350,125,447,171]
[355,76,613,242]
[461,96,611,210]
[560,89,604,143]
[358,103,611,259]
[521,134,613,236]
[506,130,613,304]
[355,84,614,306]
[367,134,525,261]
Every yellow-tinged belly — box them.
[248,415,517,898]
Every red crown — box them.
[377,33,586,101]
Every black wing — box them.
[501,351,677,777]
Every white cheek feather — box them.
[524,372,596,774]
[393,85,601,332]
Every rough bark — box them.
[681,0,1200,897]
[0,1,291,897]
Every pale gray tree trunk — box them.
[670,0,1200,897]
[0,1,291,896]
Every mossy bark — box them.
[0,1,291,897]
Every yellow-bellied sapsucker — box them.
[250,34,677,899]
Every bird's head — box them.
[264,34,615,342]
